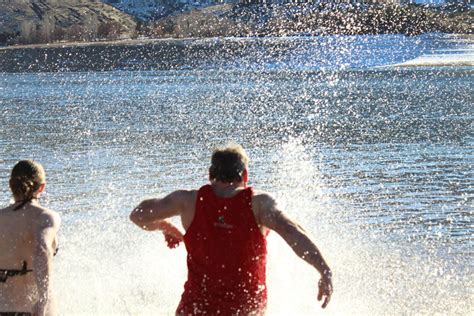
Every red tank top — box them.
[177,184,267,315]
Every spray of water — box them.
[45,138,472,315]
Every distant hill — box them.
[0,1,471,46]
[0,0,137,45]
[148,3,473,38]
[102,0,237,21]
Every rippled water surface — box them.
[0,34,473,314]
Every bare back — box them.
[0,202,59,313]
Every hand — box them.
[164,233,182,249]
[317,272,333,308]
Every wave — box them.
[390,53,474,67]
[383,34,474,68]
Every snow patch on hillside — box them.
[103,0,236,21]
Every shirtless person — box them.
[130,144,333,315]
[0,160,60,316]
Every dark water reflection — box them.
[0,34,467,72]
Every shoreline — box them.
[0,37,183,51]
[1,33,473,51]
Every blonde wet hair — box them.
[209,143,249,183]
[9,160,46,204]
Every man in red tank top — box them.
[130,143,333,315]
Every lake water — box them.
[0,33,473,315]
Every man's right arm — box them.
[130,190,189,245]
[254,193,333,308]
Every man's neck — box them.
[211,181,246,198]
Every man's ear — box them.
[209,167,214,182]
[242,168,249,184]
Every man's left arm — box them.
[254,193,333,308]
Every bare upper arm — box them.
[253,191,303,238]
[130,190,195,226]
[34,210,60,256]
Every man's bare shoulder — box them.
[165,189,198,212]
[252,190,278,211]
[251,190,283,229]
[162,189,194,204]
[182,189,199,207]
[169,189,198,201]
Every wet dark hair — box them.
[209,144,249,183]
[9,160,45,211]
